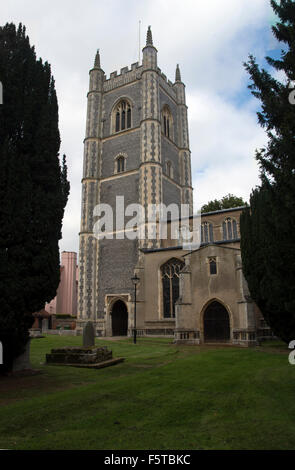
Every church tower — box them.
[77,27,193,336]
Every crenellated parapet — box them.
[104,63,143,92]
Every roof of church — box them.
[200,205,246,217]
[141,238,241,254]
[164,205,246,224]
[183,241,241,258]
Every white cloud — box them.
[188,90,267,209]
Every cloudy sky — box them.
[2,0,278,255]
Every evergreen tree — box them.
[0,23,70,372]
[240,0,295,343]
[201,194,246,213]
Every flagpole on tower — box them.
[139,20,141,63]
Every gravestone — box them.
[83,321,95,347]
[46,320,125,369]
[42,319,48,332]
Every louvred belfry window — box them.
[114,100,131,133]
[161,106,173,140]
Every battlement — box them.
[106,61,140,80]
[102,61,178,98]
[103,62,142,92]
[156,68,174,88]
[157,67,177,98]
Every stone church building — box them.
[77,27,269,347]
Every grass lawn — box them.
[0,335,294,450]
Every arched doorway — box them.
[203,301,230,342]
[111,300,128,336]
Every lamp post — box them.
[131,274,140,344]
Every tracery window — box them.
[222,217,238,241]
[114,100,131,133]
[161,106,173,139]
[201,222,214,244]
[161,258,185,318]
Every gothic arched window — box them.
[116,155,125,173]
[201,222,214,244]
[161,258,185,318]
[209,257,217,275]
[222,217,238,241]
[161,106,173,140]
[114,100,132,133]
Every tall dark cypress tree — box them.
[0,23,70,372]
[240,0,295,343]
